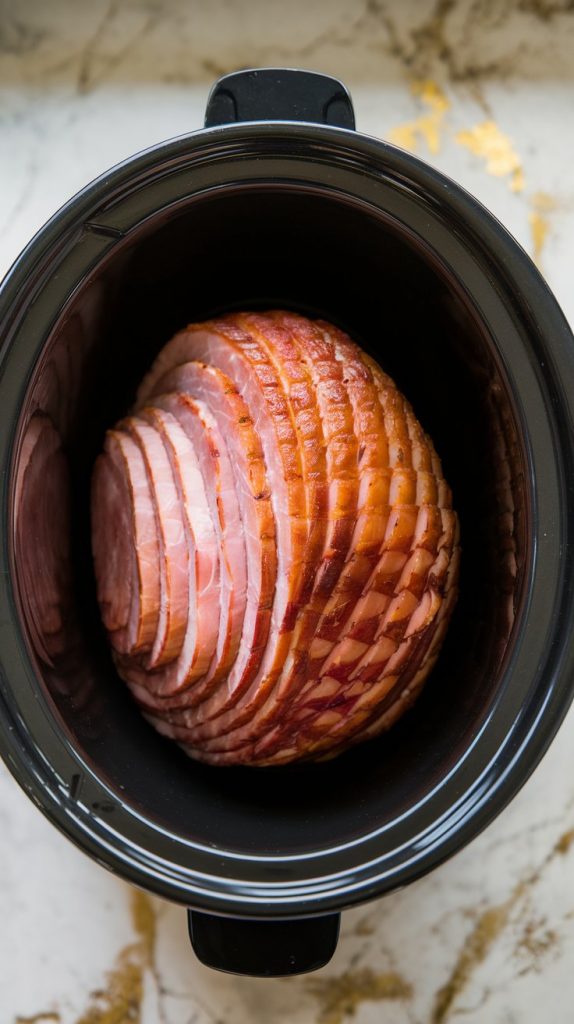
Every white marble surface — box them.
[2,2,574,1022]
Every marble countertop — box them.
[2,1,574,1022]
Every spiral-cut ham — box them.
[91,311,460,766]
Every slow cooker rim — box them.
[1,120,574,915]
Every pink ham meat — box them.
[118,406,220,698]
[127,360,276,708]
[148,313,360,749]
[91,311,460,765]
[92,430,160,656]
[165,316,386,758]
[124,415,190,669]
[136,320,309,738]
[123,385,248,704]
[146,393,246,687]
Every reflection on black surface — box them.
[13,331,103,727]
[456,323,526,678]
[484,374,526,655]
[14,413,72,666]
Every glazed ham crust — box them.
[91,311,460,766]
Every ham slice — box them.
[91,311,460,766]
[124,415,189,668]
[150,393,245,686]
[122,390,245,703]
[92,430,160,656]
[133,360,276,707]
[118,405,220,698]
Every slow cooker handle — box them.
[188,909,340,976]
[204,67,355,129]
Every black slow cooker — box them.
[1,68,574,976]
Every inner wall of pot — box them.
[12,187,528,855]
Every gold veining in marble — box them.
[308,966,413,1024]
[389,79,450,154]
[431,826,574,1022]
[71,890,157,1024]
[456,120,525,192]
[352,915,376,937]
[130,889,156,964]
[432,900,514,1023]
[15,1015,61,1024]
[529,210,550,266]
[529,191,558,266]
[553,827,574,855]
[516,916,559,973]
